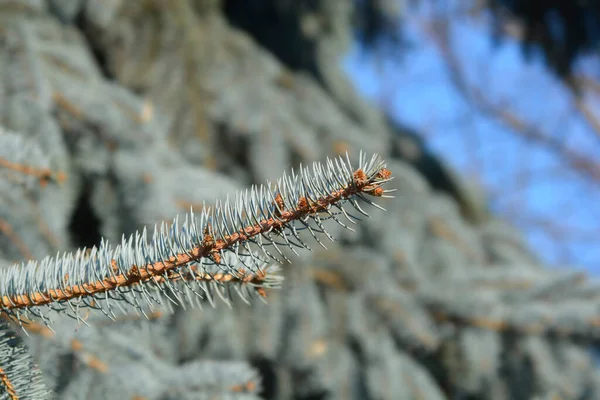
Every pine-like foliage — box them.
[0,151,392,329]
[0,116,392,397]
[0,321,49,399]
[2,1,600,400]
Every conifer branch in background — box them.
[0,152,393,328]
[0,128,66,188]
[0,321,50,399]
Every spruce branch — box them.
[0,321,50,399]
[0,128,66,188]
[0,152,393,328]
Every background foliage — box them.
[347,0,600,271]
[0,0,599,399]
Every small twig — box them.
[0,156,66,187]
[0,153,393,320]
[0,365,17,400]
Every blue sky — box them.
[343,6,600,273]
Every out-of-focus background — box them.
[344,1,600,272]
[1,0,600,399]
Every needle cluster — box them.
[0,152,393,329]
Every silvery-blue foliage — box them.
[0,1,600,399]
